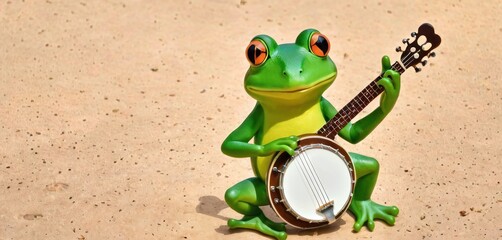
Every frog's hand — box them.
[221,103,264,158]
[377,56,401,114]
[221,103,298,157]
[261,136,298,156]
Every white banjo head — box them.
[267,134,355,229]
[281,145,353,222]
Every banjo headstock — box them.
[396,23,441,72]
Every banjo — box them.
[266,23,441,229]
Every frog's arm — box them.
[321,97,387,144]
[221,103,263,157]
[221,103,298,157]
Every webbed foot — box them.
[228,213,287,240]
[349,200,399,232]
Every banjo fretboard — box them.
[317,62,406,139]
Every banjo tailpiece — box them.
[317,200,336,223]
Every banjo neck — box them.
[317,61,406,139]
[316,23,442,139]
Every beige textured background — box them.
[0,0,500,239]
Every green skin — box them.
[222,29,400,240]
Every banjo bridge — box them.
[317,200,336,223]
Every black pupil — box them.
[247,44,264,64]
[315,36,329,55]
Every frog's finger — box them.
[273,139,298,149]
[288,135,299,141]
[377,78,397,113]
[286,140,298,149]
[384,70,401,91]
[381,55,391,72]
[262,143,284,156]
[377,78,396,97]
[276,145,295,156]
[273,136,298,149]
[272,138,292,145]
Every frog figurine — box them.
[221,29,400,240]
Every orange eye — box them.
[309,32,330,57]
[246,40,268,66]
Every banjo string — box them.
[298,151,326,207]
[298,151,327,205]
[296,150,323,207]
[302,150,332,207]
[303,150,331,205]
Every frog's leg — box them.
[349,152,399,232]
[225,177,287,240]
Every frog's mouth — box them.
[246,74,335,98]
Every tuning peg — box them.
[402,38,410,45]
[395,46,402,52]
[428,52,436,58]
[411,32,417,37]
[413,66,422,72]
[421,60,428,66]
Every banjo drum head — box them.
[281,144,353,222]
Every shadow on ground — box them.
[197,195,348,238]
[196,195,229,221]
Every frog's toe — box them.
[266,220,286,232]
[352,212,367,232]
[353,222,361,232]
[367,218,375,231]
[375,203,399,216]
[227,216,287,240]
[386,205,399,216]
[350,200,399,231]
[260,215,286,232]
[276,231,287,240]
[227,218,241,229]
[375,210,395,226]
[373,203,399,226]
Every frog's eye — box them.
[309,32,330,57]
[246,40,268,66]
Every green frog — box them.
[221,29,400,239]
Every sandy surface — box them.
[0,0,501,239]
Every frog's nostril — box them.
[283,69,303,77]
